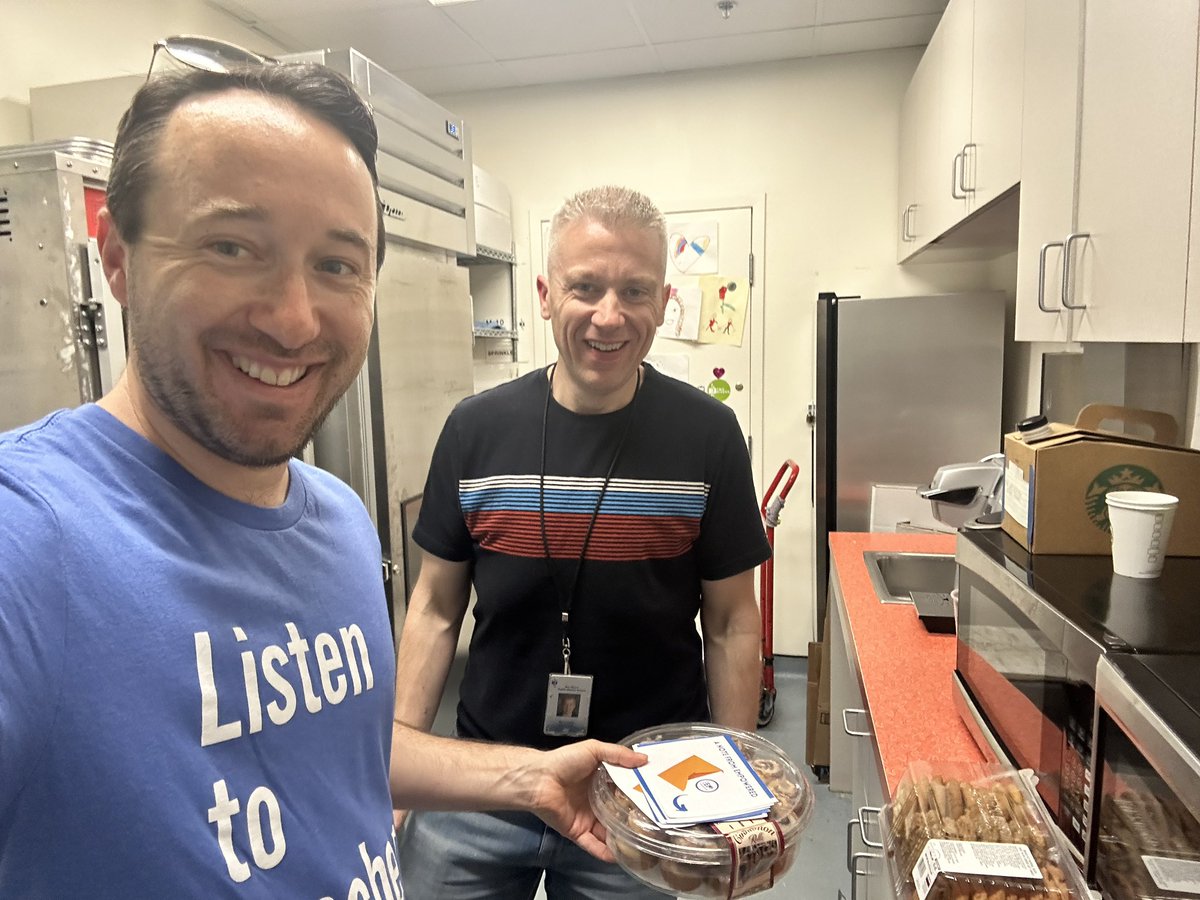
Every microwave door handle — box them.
[954,674,1014,765]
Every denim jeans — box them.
[396,809,673,900]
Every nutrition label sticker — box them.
[711,818,783,897]
[1143,855,1200,894]
[913,840,1042,900]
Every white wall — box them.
[435,50,1007,654]
[2,0,285,145]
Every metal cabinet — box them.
[829,567,893,900]
[0,139,126,433]
[464,165,520,393]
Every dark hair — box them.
[106,63,386,270]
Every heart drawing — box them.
[713,367,725,378]
[669,232,712,274]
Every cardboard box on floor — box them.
[1002,404,1200,555]
[805,611,831,769]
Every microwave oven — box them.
[952,529,1200,864]
[1087,653,1200,899]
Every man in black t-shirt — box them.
[393,186,771,899]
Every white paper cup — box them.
[1105,491,1179,579]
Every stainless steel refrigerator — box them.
[812,291,1005,635]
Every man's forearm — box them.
[389,722,540,811]
[392,608,461,733]
[704,625,761,731]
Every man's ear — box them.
[656,283,671,327]
[96,209,130,307]
[536,274,552,322]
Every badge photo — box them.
[544,673,593,737]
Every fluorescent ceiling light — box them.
[428,0,480,5]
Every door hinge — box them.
[748,252,755,287]
[76,299,108,350]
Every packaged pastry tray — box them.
[589,723,813,898]
[1094,772,1200,899]
[881,760,1090,900]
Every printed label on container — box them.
[711,818,783,898]
[912,840,1042,900]
[1144,855,1200,895]
[1004,460,1030,529]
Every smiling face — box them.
[537,218,670,414]
[98,89,379,471]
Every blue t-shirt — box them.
[0,405,399,898]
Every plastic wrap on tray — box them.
[881,761,1089,900]
[589,723,814,899]
[1095,782,1200,899]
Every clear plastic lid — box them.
[590,720,816,868]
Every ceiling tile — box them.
[655,27,815,72]
[815,0,948,26]
[258,6,494,69]
[813,13,940,56]
[399,61,520,96]
[630,0,818,43]
[499,45,663,87]
[439,0,646,59]
[209,0,421,24]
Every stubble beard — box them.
[128,308,358,469]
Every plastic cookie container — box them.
[882,760,1091,900]
[589,722,814,898]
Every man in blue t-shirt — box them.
[0,64,642,898]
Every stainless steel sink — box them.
[862,551,956,604]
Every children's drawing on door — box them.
[697,276,747,346]
[668,221,719,276]
[657,284,702,341]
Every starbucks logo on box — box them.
[1084,464,1165,532]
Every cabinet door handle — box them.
[846,817,860,872]
[1061,232,1090,309]
[850,852,881,900]
[842,707,871,737]
[951,151,967,199]
[961,142,977,193]
[901,205,911,242]
[858,806,884,848]
[1037,241,1064,312]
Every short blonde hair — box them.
[547,185,667,277]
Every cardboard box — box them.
[1002,404,1200,555]
[805,639,831,769]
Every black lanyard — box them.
[538,363,641,673]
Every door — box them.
[539,205,757,450]
[1014,0,1081,342]
[1071,0,1198,342]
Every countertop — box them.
[829,531,988,794]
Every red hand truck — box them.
[758,459,800,727]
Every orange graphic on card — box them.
[657,755,722,791]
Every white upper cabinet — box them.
[897,0,1024,262]
[897,51,938,258]
[969,0,1024,209]
[1016,0,1200,343]
[1013,0,1082,341]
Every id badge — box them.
[544,673,593,737]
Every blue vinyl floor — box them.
[429,654,852,899]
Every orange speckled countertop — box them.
[830,532,988,794]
